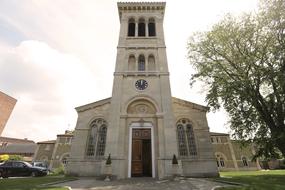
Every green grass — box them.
[0,175,77,190]
[217,170,285,190]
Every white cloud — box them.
[1,40,101,141]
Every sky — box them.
[0,0,258,142]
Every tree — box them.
[187,0,285,159]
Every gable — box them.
[172,97,209,112]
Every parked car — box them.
[0,161,48,178]
[32,161,48,169]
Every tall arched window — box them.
[138,18,146,36]
[138,55,145,71]
[148,18,156,36]
[242,156,248,166]
[148,55,155,71]
[86,119,107,157]
[128,55,136,71]
[176,119,197,157]
[128,18,135,37]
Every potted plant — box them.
[104,154,112,181]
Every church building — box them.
[66,2,219,179]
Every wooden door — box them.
[131,129,152,177]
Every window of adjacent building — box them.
[128,55,136,71]
[220,157,225,167]
[242,156,248,166]
[177,119,197,157]
[128,18,135,37]
[61,154,70,166]
[148,18,156,36]
[216,154,226,167]
[138,55,145,71]
[138,18,146,36]
[86,119,108,157]
[148,55,155,71]
[211,138,214,143]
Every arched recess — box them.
[127,99,156,114]
[60,153,70,166]
[148,55,155,71]
[125,95,160,115]
[128,18,135,37]
[128,55,136,71]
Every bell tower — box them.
[105,2,178,179]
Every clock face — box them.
[135,79,148,90]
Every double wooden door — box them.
[131,129,152,177]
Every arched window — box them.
[148,55,155,71]
[61,154,70,166]
[128,55,136,70]
[242,156,248,166]
[86,119,107,157]
[176,119,197,157]
[216,154,226,168]
[128,18,135,37]
[138,18,146,36]
[138,55,145,71]
[148,18,156,36]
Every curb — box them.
[211,179,247,186]
[38,177,78,187]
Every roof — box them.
[75,97,111,113]
[172,97,209,112]
[37,140,56,144]
[0,143,36,154]
[210,132,229,136]
[57,134,74,137]
[0,136,35,144]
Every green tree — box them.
[187,0,285,159]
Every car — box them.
[0,161,48,178]
[32,161,48,169]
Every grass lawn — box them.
[217,170,285,190]
[0,175,77,190]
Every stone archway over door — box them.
[128,122,155,178]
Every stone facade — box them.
[0,91,17,135]
[33,132,261,172]
[33,133,73,170]
[66,2,218,179]
[211,132,260,171]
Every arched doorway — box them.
[126,99,157,178]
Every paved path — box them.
[54,177,232,190]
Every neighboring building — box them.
[33,132,73,170]
[0,91,17,135]
[66,2,218,179]
[0,136,36,161]
[210,132,260,171]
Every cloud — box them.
[0,40,101,141]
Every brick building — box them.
[0,91,17,135]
